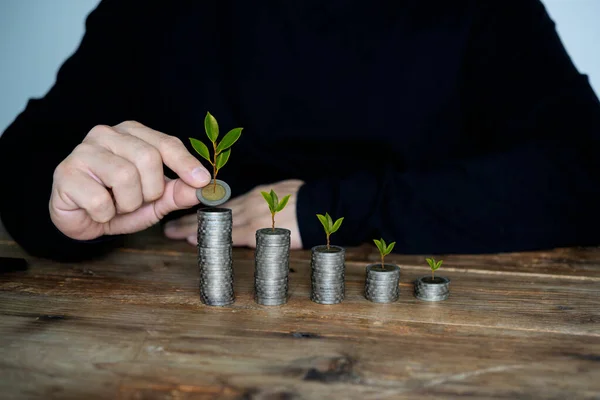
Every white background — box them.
[1,0,599,136]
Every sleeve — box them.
[296,0,600,253]
[0,0,155,261]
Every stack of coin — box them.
[364,264,400,303]
[310,245,345,304]
[414,276,451,301]
[254,228,290,306]
[197,208,234,306]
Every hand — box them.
[50,121,211,240]
[164,179,305,249]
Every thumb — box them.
[152,178,200,220]
[102,178,200,235]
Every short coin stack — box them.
[310,245,345,304]
[254,228,290,306]
[364,264,400,303]
[197,208,234,306]
[414,276,451,301]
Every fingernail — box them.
[192,167,211,184]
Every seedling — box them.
[426,258,443,280]
[261,189,291,231]
[316,213,344,250]
[189,112,243,193]
[373,238,396,269]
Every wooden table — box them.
[1,223,599,399]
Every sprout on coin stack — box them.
[310,213,345,304]
[254,190,292,306]
[414,258,450,302]
[189,112,243,206]
[364,239,400,303]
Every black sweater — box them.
[1,0,599,261]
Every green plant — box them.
[316,212,344,250]
[373,238,396,268]
[189,112,243,193]
[261,189,291,231]
[426,258,443,280]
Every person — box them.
[1,0,599,262]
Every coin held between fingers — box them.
[197,179,232,206]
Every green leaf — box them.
[189,138,211,163]
[216,148,230,170]
[426,258,435,269]
[316,214,329,234]
[277,195,291,212]
[216,128,243,153]
[326,213,333,230]
[373,239,384,255]
[330,217,344,234]
[204,112,219,143]
[433,260,443,270]
[385,241,396,256]
[270,189,279,210]
[261,191,275,212]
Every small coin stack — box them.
[414,276,451,301]
[310,245,345,304]
[197,208,234,306]
[254,228,290,306]
[364,264,400,303]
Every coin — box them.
[254,228,290,306]
[197,207,235,306]
[364,263,400,303]
[414,276,451,301]
[310,245,345,304]
[196,180,232,206]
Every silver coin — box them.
[200,299,234,306]
[255,278,287,283]
[255,297,287,306]
[254,291,287,296]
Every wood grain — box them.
[1,223,599,399]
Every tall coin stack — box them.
[197,208,234,306]
[254,228,290,306]
[364,264,400,303]
[310,245,345,304]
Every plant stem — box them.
[432,269,434,281]
[271,212,275,231]
[212,142,218,192]
[326,234,330,250]
[381,255,384,269]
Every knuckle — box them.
[136,146,162,169]
[116,120,143,129]
[145,184,165,202]
[119,198,142,214]
[73,142,96,155]
[87,124,114,139]
[53,158,77,182]
[113,164,139,185]
[161,135,185,152]
[52,161,68,181]
[87,193,113,218]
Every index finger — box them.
[114,121,211,188]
